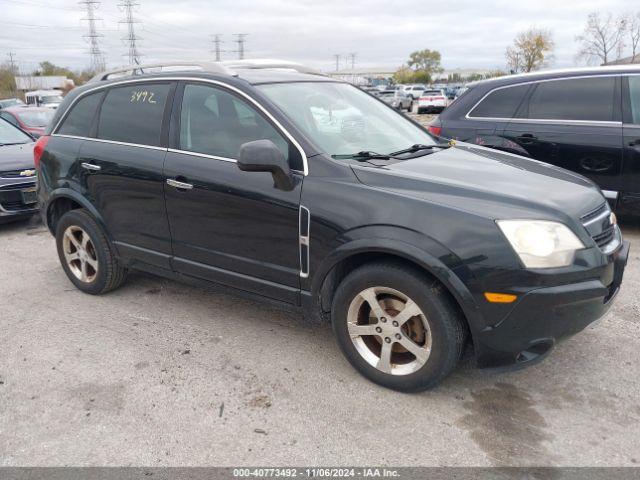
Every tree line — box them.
[394,10,639,85]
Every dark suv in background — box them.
[431,66,640,214]
[35,61,628,392]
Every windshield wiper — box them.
[389,143,447,156]
[332,151,402,161]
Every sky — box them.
[0,0,635,74]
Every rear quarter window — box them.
[96,83,170,146]
[57,92,103,137]
[526,77,615,121]
[469,84,529,118]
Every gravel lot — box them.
[0,211,638,467]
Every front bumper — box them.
[0,179,39,223]
[474,240,630,369]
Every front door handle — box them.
[166,178,193,190]
[81,162,101,171]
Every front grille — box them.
[580,202,616,251]
[580,203,608,224]
[0,169,36,179]
[1,200,29,211]
[0,188,37,212]
[592,225,615,248]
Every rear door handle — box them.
[81,162,101,171]
[517,134,537,144]
[166,178,193,190]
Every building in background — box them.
[327,67,396,87]
[15,76,75,94]
[604,55,640,66]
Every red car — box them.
[0,106,54,138]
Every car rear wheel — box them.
[331,262,466,392]
[56,209,128,295]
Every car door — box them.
[621,75,640,211]
[163,81,303,304]
[502,76,623,194]
[445,83,532,148]
[76,81,175,269]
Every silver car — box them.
[377,90,412,111]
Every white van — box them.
[25,90,64,109]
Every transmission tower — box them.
[80,0,105,72]
[348,52,357,70]
[233,34,248,60]
[333,54,341,71]
[119,0,142,65]
[211,34,224,62]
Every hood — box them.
[351,143,604,220]
[0,143,36,172]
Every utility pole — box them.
[119,0,142,65]
[233,34,247,60]
[7,53,18,95]
[333,54,341,71]
[348,52,357,70]
[80,0,105,72]
[211,34,224,62]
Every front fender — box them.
[309,227,483,332]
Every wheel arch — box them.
[45,189,108,237]
[309,237,483,334]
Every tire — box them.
[55,209,128,295]
[331,262,466,392]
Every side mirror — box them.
[237,139,294,191]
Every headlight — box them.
[496,220,585,268]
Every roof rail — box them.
[89,61,236,83]
[221,59,323,76]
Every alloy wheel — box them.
[62,225,99,283]
[347,286,432,375]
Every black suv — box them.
[432,66,640,214]
[36,61,629,392]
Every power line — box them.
[210,34,224,62]
[232,33,247,60]
[118,0,142,65]
[80,0,106,72]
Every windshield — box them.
[258,82,435,157]
[41,95,63,104]
[0,118,32,144]
[16,109,54,127]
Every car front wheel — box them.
[331,262,466,392]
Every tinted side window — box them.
[628,76,640,124]
[57,91,102,137]
[97,83,170,146]
[469,84,529,118]
[527,77,615,121]
[179,83,289,161]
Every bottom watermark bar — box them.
[0,468,639,480]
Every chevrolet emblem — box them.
[19,169,36,177]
